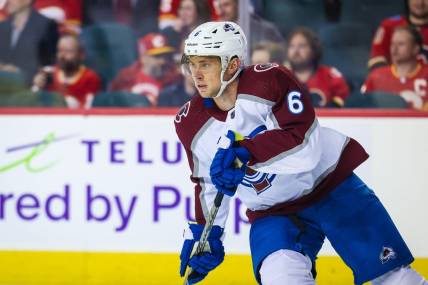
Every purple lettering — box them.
[153,186,180,222]
[234,198,249,234]
[185,196,195,222]
[110,141,125,163]
[0,194,13,219]
[87,185,111,221]
[114,195,138,232]
[81,140,100,163]
[162,141,182,164]
[16,194,39,220]
[137,141,153,164]
[45,185,70,221]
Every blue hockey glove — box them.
[212,167,245,191]
[221,130,251,168]
[179,223,225,284]
[210,130,252,196]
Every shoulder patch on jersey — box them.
[373,26,385,44]
[253,63,279,72]
[175,101,191,123]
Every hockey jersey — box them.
[175,64,368,227]
[369,15,428,68]
[362,63,428,110]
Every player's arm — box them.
[174,117,228,284]
[235,67,322,175]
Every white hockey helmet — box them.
[183,21,248,98]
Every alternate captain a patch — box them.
[380,246,397,264]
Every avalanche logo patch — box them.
[242,168,276,194]
[380,246,396,264]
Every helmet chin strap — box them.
[213,62,242,99]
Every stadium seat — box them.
[92,92,151,108]
[319,22,372,92]
[345,91,409,109]
[36,91,66,107]
[263,0,325,36]
[341,0,403,28]
[0,70,26,94]
[80,23,138,88]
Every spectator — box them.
[362,26,428,111]
[285,27,350,108]
[110,33,180,106]
[34,0,83,34]
[32,34,101,109]
[251,41,285,65]
[369,0,428,69]
[0,0,59,84]
[158,72,196,107]
[159,0,219,29]
[162,0,211,50]
[0,1,7,21]
[217,0,284,50]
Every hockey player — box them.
[176,21,428,285]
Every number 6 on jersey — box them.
[287,91,304,114]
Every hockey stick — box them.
[182,191,224,285]
[182,158,243,285]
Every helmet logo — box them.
[223,23,235,32]
[194,30,202,37]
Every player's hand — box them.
[210,131,251,196]
[179,223,225,284]
[210,148,248,196]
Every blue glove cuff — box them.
[189,223,224,241]
[234,146,251,165]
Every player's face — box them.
[390,30,419,64]
[218,0,238,22]
[409,0,428,19]
[287,33,313,69]
[187,56,222,98]
[57,37,82,72]
[178,0,197,27]
[251,49,271,65]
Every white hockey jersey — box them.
[175,64,368,227]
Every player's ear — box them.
[227,57,240,74]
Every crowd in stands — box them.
[0,0,427,111]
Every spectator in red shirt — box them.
[161,0,211,50]
[362,26,428,111]
[32,34,101,109]
[34,0,83,34]
[110,33,180,106]
[159,0,219,29]
[369,0,428,69]
[285,27,350,108]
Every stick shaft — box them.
[182,157,241,284]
